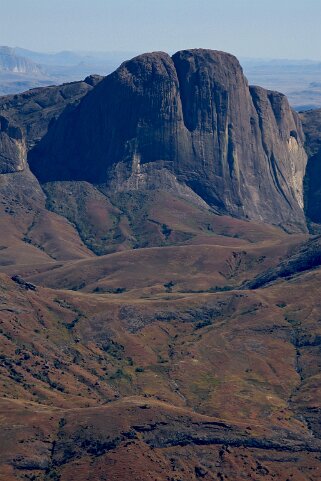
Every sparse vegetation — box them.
[164,280,175,292]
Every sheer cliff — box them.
[28,49,307,231]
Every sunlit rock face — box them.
[0,116,27,174]
[29,49,307,231]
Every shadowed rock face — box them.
[300,108,321,229]
[0,74,102,151]
[0,75,102,193]
[28,49,307,231]
[0,75,104,244]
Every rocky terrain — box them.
[1,49,321,480]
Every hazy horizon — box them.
[2,0,321,61]
[3,45,321,64]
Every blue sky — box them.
[2,0,321,59]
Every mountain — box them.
[0,47,52,96]
[0,46,135,96]
[2,49,321,480]
[28,49,307,232]
[0,47,54,96]
[0,46,44,75]
[15,47,136,68]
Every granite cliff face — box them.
[29,49,307,231]
[0,116,26,173]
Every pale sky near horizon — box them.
[1,0,321,60]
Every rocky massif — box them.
[2,49,321,480]
[28,49,308,231]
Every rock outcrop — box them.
[0,75,102,176]
[0,116,26,173]
[29,49,307,231]
[0,75,102,151]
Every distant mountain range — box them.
[241,57,321,111]
[1,47,321,110]
[0,46,44,75]
[0,46,136,96]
